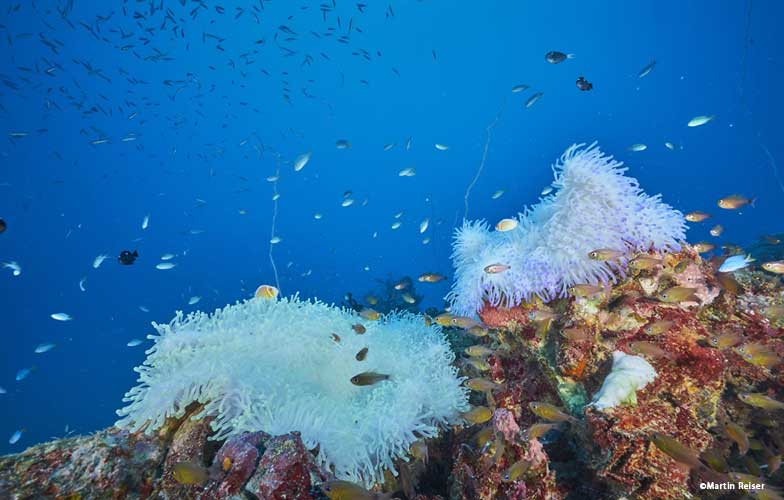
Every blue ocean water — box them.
[0,0,782,455]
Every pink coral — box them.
[492,408,521,442]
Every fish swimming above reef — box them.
[8,429,23,445]
[738,392,784,411]
[118,250,138,265]
[255,284,279,300]
[171,461,209,485]
[637,59,656,78]
[294,152,311,172]
[525,91,544,108]
[529,402,576,423]
[718,194,755,210]
[350,371,390,386]
[687,115,715,127]
[718,254,755,273]
[575,76,593,91]
[762,260,784,274]
[321,479,396,500]
[92,254,108,269]
[650,433,703,469]
[462,405,493,424]
[685,211,711,222]
[545,51,574,64]
[418,273,446,283]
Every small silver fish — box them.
[687,115,714,127]
[8,429,22,444]
[637,60,656,78]
[525,92,543,108]
[15,367,31,381]
[294,152,311,171]
[92,254,108,269]
[34,343,56,354]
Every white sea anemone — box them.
[115,296,468,486]
[447,142,686,315]
[588,351,657,410]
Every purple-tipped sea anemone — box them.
[447,142,686,316]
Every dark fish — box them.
[355,347,368,361]
[0,218,6,233]
[575,76,593,91]
[118,250,139,265]
[350,371,391,386]
[545,51,573,64]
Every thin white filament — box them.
[464,100,504,219]
[269,157,281,293]
[759,140,784,196]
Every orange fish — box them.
[418,273,446,283]
[255,284,279,300]
[718,194,755,210]
[693,242,715,253]
[685,211,711,222]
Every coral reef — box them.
[0,406,324,500]
[469,244,784,499]
[115,296,468,486]
[2,244,783,499]
[447,142,686,316]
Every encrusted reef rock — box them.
[0,427,166,499]
[471,245,784,499]
[244,433,326,500]
[0,410,325,500]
